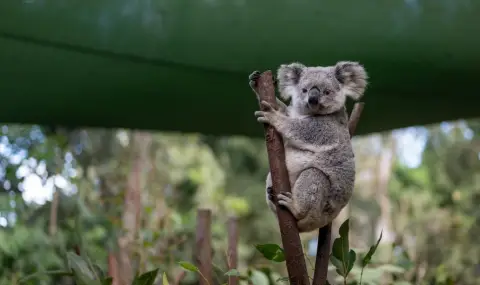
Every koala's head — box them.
[277,61,368,115]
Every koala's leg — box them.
[265,172,277,214]
[277,168,329,222]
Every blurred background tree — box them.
[0,118,479,285]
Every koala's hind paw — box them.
[277,192,302,219]
[249,71,261,89]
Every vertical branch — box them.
[227,216,239,285]
[196,209,213,285]
[251,71,310,285]
[312,224,331,285]
[118,131,151,284]
[312,103,365,285]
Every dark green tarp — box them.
[1,0,479,137]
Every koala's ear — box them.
[334,61,368,100]
[277,62,305,100]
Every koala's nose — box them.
[308,96,319,105]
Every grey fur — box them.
[254,61,368,233]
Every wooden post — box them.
[196,209,213,285]
[312,103,365,285]
[250,71,310,285]
[227,216,239,285]
[108,253,119,285]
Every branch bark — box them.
[251,71,309,285]
[312,102,365,285]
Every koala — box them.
[249,61,367,233]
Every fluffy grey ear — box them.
[276,62,305,100]
[334,61,368,100]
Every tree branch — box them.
[312,102,365,285]
[251,71,310,285]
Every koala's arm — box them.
[255,101,334,153]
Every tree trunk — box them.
[375,133,396,285]
[117,131,152,285]
[375,134,396,245]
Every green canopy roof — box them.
[1,0,479,137]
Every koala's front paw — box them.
[254,101,280,125]
[249,71,261,89]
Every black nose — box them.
[308,96,318,105]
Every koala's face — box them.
[277,62,368,116]
[295,68,344,115]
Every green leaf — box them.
[330,255,346,276]
[66,252,101,285]
[224,269,241,276]
[362,230,383,267]
[276,277,290,282]
[330,219,352,277]
[132,268,159,285]
[339,219,350,237]
[347,249,356,275]
[178,261,199,272]
[254,244,286,262]
[331,219,350,261]
[92,263,106,280]
[102,277,113,285]
[162,273,169,285]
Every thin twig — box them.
[312,102,365,285]
[251,71,310,285]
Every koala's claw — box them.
[249,71,261,81]
[254,111,270,124]
[272,76,278,87]
[267,187,274,201]
[249,71,261,89]
[254,110,264,117]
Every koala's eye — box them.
[324,90,331,95]
[302,88,308,93]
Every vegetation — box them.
[0,119,479,284]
